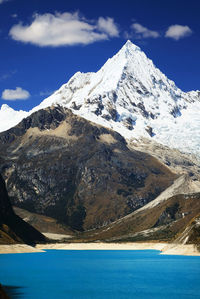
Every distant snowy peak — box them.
[0,40,200,155]
[0,104,28,133]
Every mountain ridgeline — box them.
[0,106,176,231]
[0,40,200,155]
[0,40,199,243]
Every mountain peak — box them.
[0,41,199,156]
[110,40,142,65]
[122,39,141,52]
[1,104,13,112]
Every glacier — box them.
[0,40,200,155]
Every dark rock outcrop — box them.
[0,284,9,299]
[0,174,46,245]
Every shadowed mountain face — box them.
[0,174,13,219]
[0,106,176,231]
[0,174,46,245]
[0,284,10,299]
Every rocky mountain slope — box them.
[13,206,73,236]
[78,188,200,244]
[0,40,200,156]
[129,137,200,182]
[0,106,176,230]
[175,214,200,246]
[0,174,46,245]
[0,40,199,244]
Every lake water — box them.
[0,250,200,298]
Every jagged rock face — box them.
[0,174,46,245]
[0,106,176,230]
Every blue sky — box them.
[0,0,200,111]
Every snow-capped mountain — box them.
[0,104,29,132]
[1,40,200,155]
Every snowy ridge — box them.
[0,104,29,132]
[0,40,200,155]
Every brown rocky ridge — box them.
[0,106,176,231]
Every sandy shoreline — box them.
[0,244,44,254]
[0,242,199,256]
[37,242,200,256]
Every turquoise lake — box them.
[0,250,200,298]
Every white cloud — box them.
[0,0,9,4]
[11,13,18,18]
[97,17,119,37]
[131,23,160,38]
[2,87,30,100]
[0,70,17,81]
[40,90,54,97]
[9,12,119,47]
[165,25,192,40]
